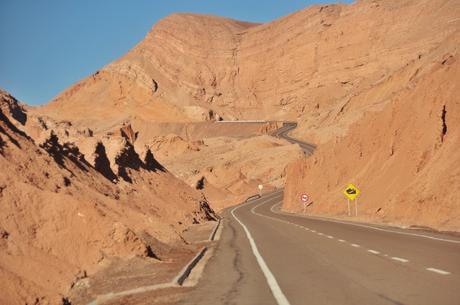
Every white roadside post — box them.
[258,184,263,197]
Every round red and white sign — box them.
[300,194,309,202]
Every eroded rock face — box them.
[0,90,216,305]
[114,140,142,183]
[93,141,118,182]
[283,51,460,231]
[0,89,27,125]
[38,0,460,134]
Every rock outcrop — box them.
[0,90,215,305]
[283,46,460,231]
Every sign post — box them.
[347,199,351,216]
[342,183,360,216]
[300,193,309,214]
[355,198,358,217]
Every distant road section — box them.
[271,122,316,155]
[216,120,267,123]
[216,120,316,155]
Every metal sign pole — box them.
[347,199,350,216]
[355,198,358,217]
[303,202,307,214]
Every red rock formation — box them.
[0,90,215,305]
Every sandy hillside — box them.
[37,0,459,135]
[31,0,460,217]
[2,0,460,302]
[0,90,216,305]
[283,39,460,231]
[151,134,303,210]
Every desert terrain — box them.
[1,0,459,304]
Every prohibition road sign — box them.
[300,194,309,202]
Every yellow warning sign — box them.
[343,183,360,201]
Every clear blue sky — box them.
[0,0,352,105]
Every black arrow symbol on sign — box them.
[346,188,356,195]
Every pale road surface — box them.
[179,190,460,305]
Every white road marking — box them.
[327,235,334,239]
[426,268,451,275]
[274,208,460,244]
[232,203,291,305]
[391,257,409,263]
[251,198,442,273]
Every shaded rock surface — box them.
[0,91,216,305]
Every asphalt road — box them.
[272,122,316,155]
[179,190,460,305]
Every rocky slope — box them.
[39,0,460,138]
[2,0,460,302]
[0,90,216,305]
[33,1,460,221]
[283,40,460,231]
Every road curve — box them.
[178,191,460,305]
[272,122,316,155]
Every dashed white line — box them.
[252,198,458,278]
[391,257,409,263]
[426,268,451,275]
[274,208,460,244]
[232,203,291,305]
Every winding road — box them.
[271,122,316,155]
[179,190,460,305]
[178,122,460,305]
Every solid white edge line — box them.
[426,267,451,275]
[391,257,409,263]
[231,203,291,305]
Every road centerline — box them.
[391,257,409,263]
[426,267,451,275]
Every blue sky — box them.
[0,0,352,105]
